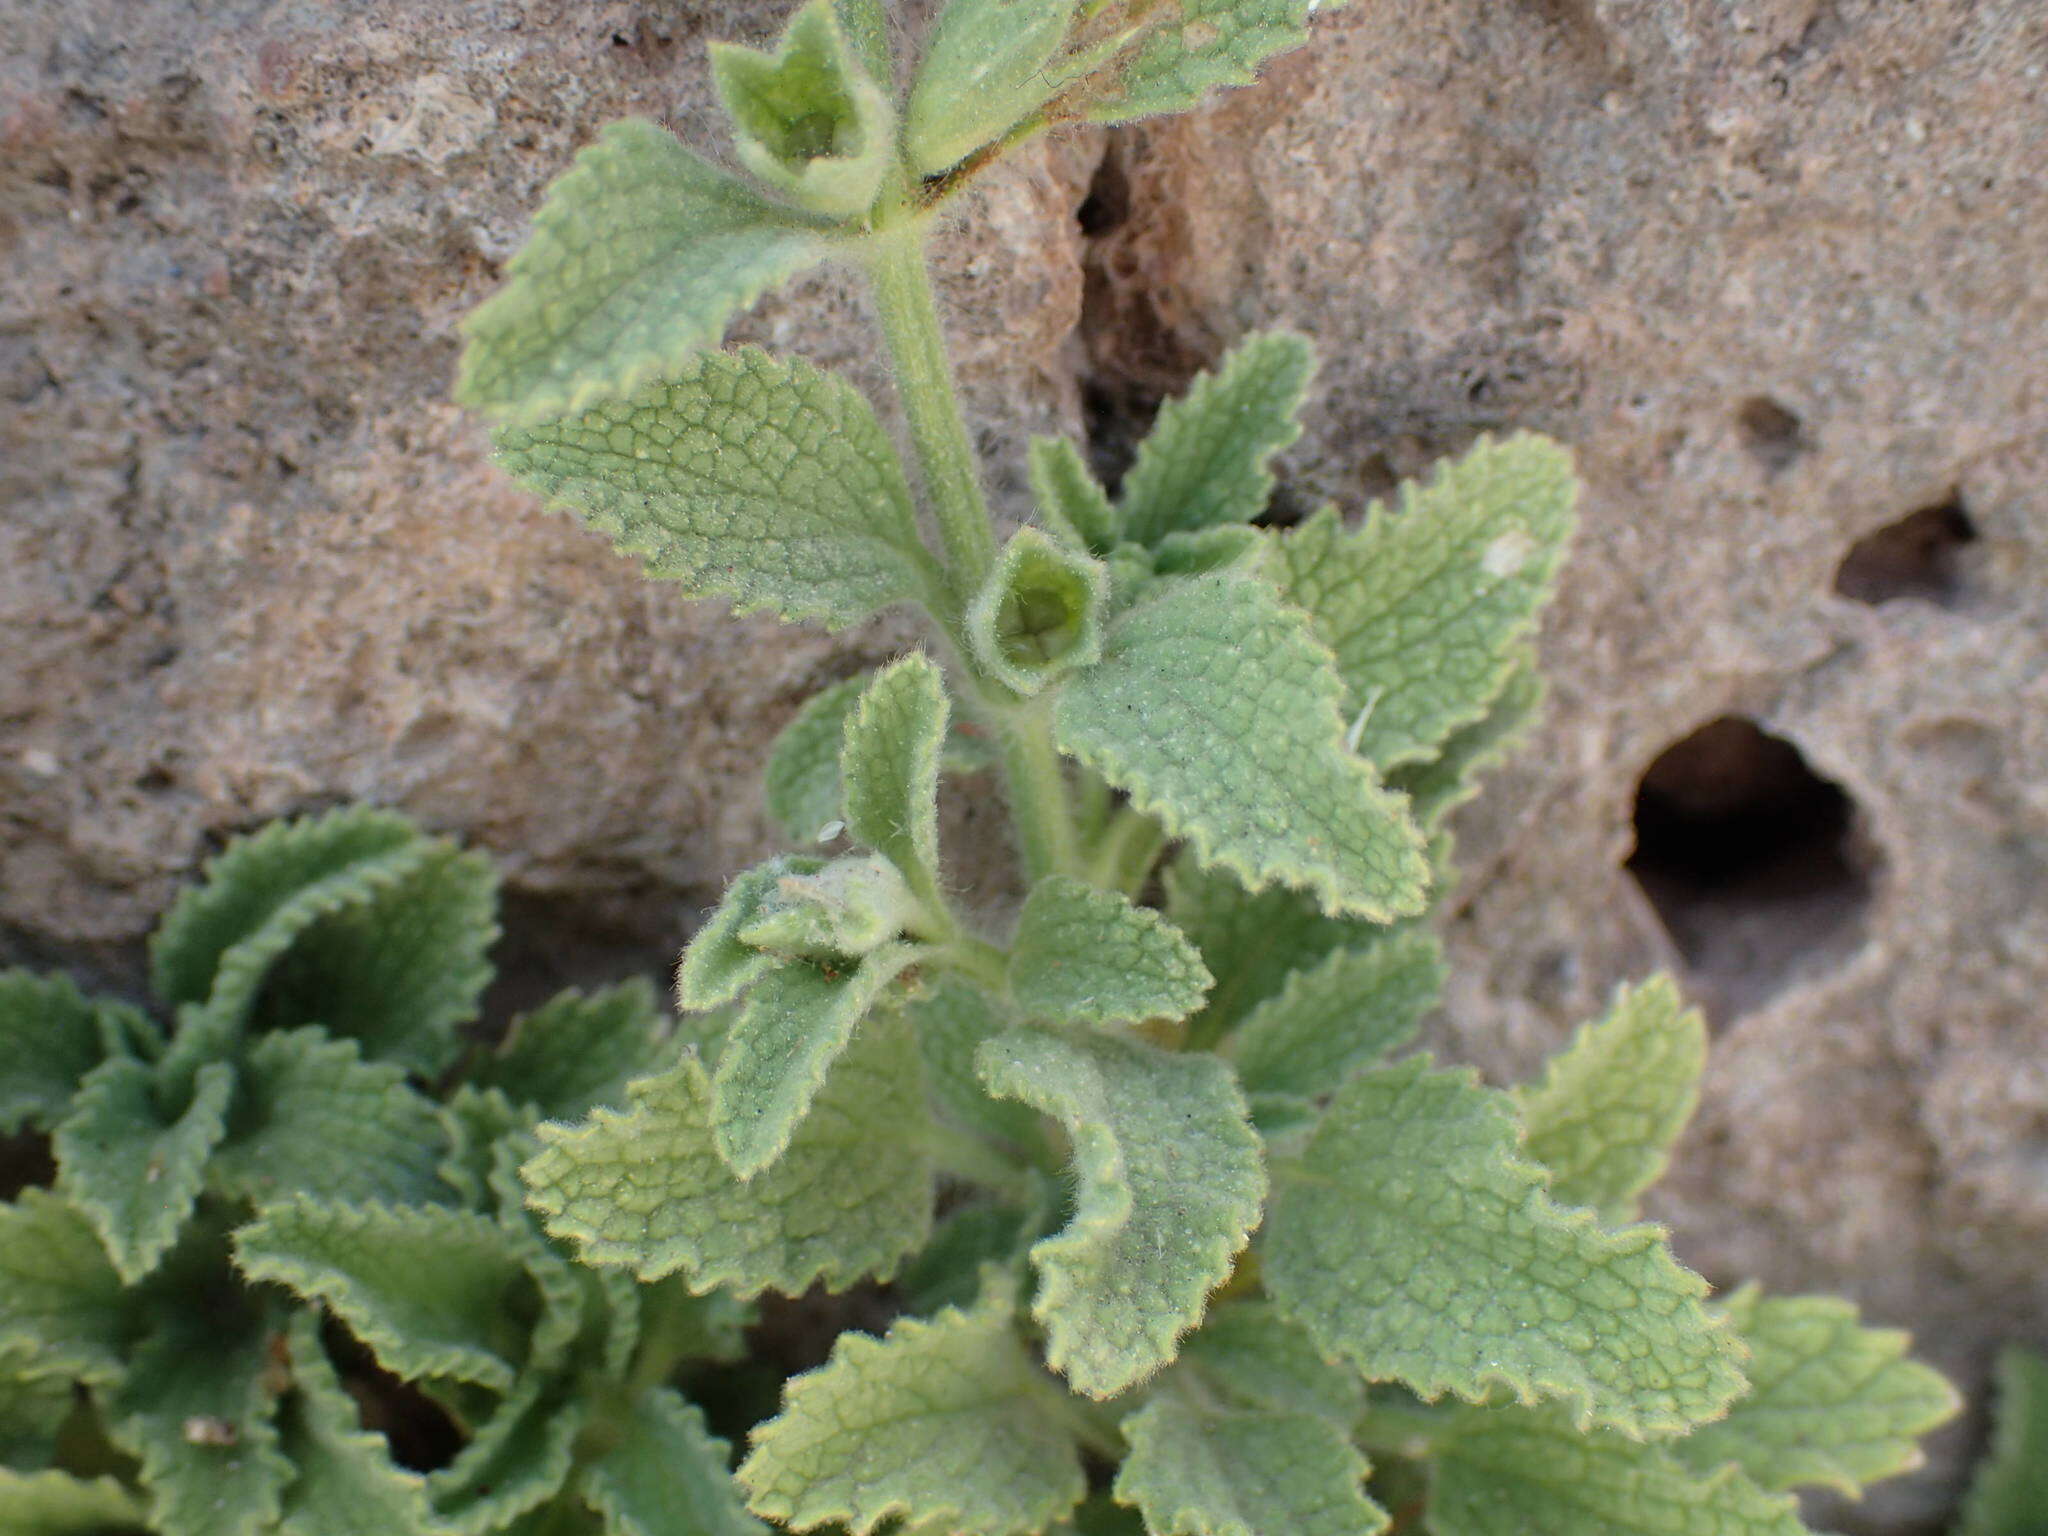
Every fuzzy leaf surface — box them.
[235,1200,535,1392]
[1178,1300,1364,1423]
[1385,649,1543,829]
[0,1363,74,1468]
[275,1314,436,1536]
[1431,1407,1805,1536]
[1675,1287,1959,1496]
[906,0,1079,173]
[428,1372,586,1535]
[524,1013,931,1295]
[766,675,868,843]
[712,944,922,1177]
[976,1027,1264,1398]
[1008,876,1212,1026]
[477,980,670,1121]
[582,1388,768,1536]
[1029,435,1118,553]
[841,654,948,902]
[1115,1387,1388,1536]
[1054,573,1428,922]
[458,120,827,423]
[1515,975,1706,1222]
[1265,1058,1744,1438]
[495,347,938,629]
[55,1057,232,1283]
[1226,928,1441,1096]
[1088,0,1312,126]
[1959,1346,2048,1536]
[209,1027,447,1208]
[0,1471,148,1535]
[906,976,1048,1153]
[0,1189,130,1383]
[1274,433,1575,770]
[739,1290,1085,1535]
[1117,332,1313,546]
[677,861,809,1011]
[0,971,127,1134]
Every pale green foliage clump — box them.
[0,1,1966,1533]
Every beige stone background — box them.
[3,1,2045,1528]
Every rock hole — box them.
[1625,716,1878,1024]
[1735,395,1806,473]
[1833,495,1976,607]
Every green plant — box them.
[1955,1346,2048,1536]
[0,2,1963,1533]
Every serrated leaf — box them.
[1431,1406,1805,1536]
[841,654,949,904]
[1117,333,1313,546]
[1225,928,1441,1097]
[1959,1346,2048,1536]
[1054,573,1429,922]
[458,120,830,424]
[1179,1299,1364,1423]
[1085,0,1313,125]
[274,1313,435,1536]
[235,1200,537,1392]
[428,1371,587,1536]
[1115,1387,1388,1536]
[0,1362,76,1469]
[1007,876,1211,1026]
[1385,648,1543,829]
[976,1027,1264,1397]
[897,1202,1035,1316]
[677,860,816,1011]
[906,975,1049,1154]
[495,347,941,630]
[581,1387,767,1536]
[54,1057,232,1283]
[1515,976,1707,1223]
[1264,1057,1745,1438]
[525,1011,932,1295]
[0,1471,147,1535]
[1274,433,1576,771]
[478,981,670,1122]
[766,676,869,843]
[0,1189,130,1384]
[109,1293,293,1536]
[738,1289,1085,1534]
[1675,1287,1959,1497]
[209,1027,447,1208]
[906,0,1080,173]
[712,2,894,218]
[0,971,133,1135]
[1029,435,1118,554]
[712,944,923,1177]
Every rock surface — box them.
[4,1,2045,1525]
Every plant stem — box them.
[923,1117,1037,1202]
[862,220,998,604]
[1354,1398,1456,1460]
[990,700,1084,883]
[1088,804,1168,897]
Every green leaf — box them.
[1959,1346,2048,1536]
[428,1372,587,1536]
[0,1361,75,1468]
[906,0,1080,174]
[494,347,941,630]
[1675,1287,1959,1497]
[1029,435,1118,554]
[711,1,894,218]
[712,944,924,1177]
[1177,1300,1364,1423]
[458,120,830,424]
[1514,976,1707,1223]
[582,1387,768,1536]
[969,528,1111,697]
[1385,649,1543,829]
[906,975,1049,1154]
[234,1200,537,1392]
[1264,1058,1745,1438]
[209,1027,448,1208]
[766,676,868,844]
[738,1289,1085,1535]
[1117,331,1314,546]
[1007,876,1211,1026]
[841,654,949,904]
[677,860,817,1011]
[110,1293,293,1536]
[1274,433,1576,771]
[524,1011,932,1295]
[1054,573,1429,922]
[0,1189,130,1384]
[478,981,671,1121]
[976,1027,1264,1398]
[897,1202,1034,1316]
[1431,1406,1805,1536]
[1224,928,1442,1097]
[0,1471,147,1535]
[54,1057,233,1283]
[0,971,133,1135]
[274,1313,436,1536]
[1085,0,1314,125]
[1114,1386,1388,1536]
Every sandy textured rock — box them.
[3,1,2044,1525]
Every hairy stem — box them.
[1089,804,1168,897]
[990,700,1084,884]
